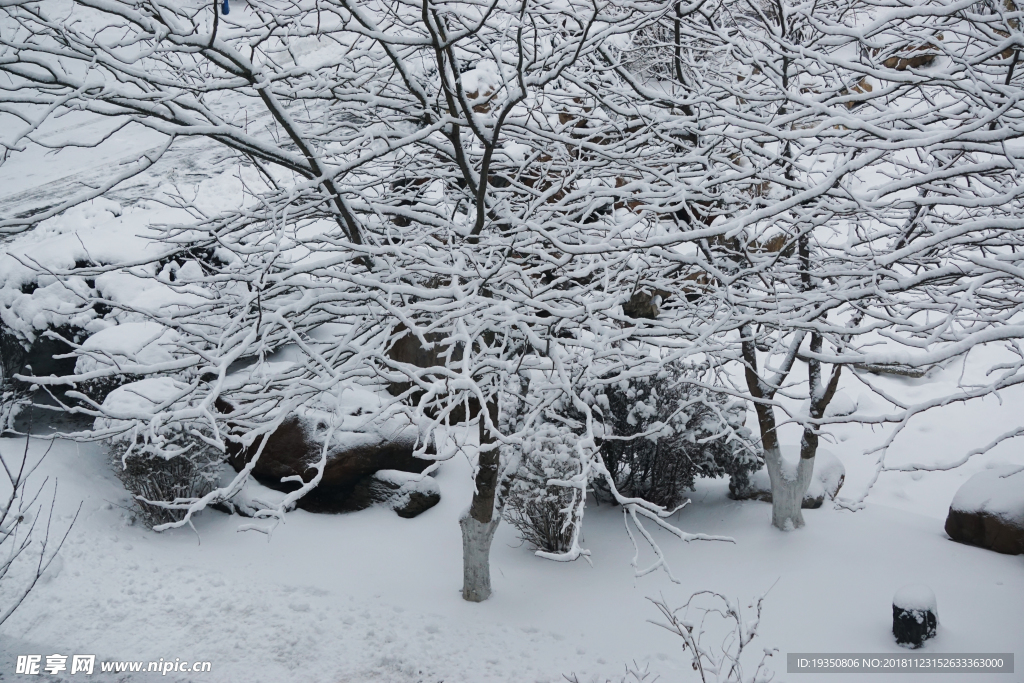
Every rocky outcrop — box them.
[226,413,436,514]
[345,470,441,518]
[944,465,1024,555]
[731,448,845,509]
[1,324,79,390]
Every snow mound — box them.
[893,584,937,614]
[824,392,858,417]
[75,322,180,376]
[94,377,197,441]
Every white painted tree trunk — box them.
[764,446,815,531]
[460,514,500,602]
[461,399,501,602]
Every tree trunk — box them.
[752,392,816,531]
[742,327,817,531]
[460,513,499,602]
[763,444,815,530]
[461,399,501,602]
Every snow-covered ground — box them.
[1,381,1022,683]
[2,108,1022,683]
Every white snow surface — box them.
[75,322,180,376]
[893,584,938,615]
[1,427,1022,683]
[949,465,1024,524]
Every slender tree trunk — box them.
[461,399,501,602]
[742,327,816,531]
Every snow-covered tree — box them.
[5,0,1024,598]
[571,0,1024,529]
[0,0,739,600]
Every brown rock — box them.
[944,509,1024,555]
[227,414,434,513]
[623,288,669,320]
[882,52,937,71]
[944,465,1024,555]
[385,324,483,422]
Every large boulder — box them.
[944,465,1024,555]
[226,412,436,514]
[385,324,484,422]
[731,447,845,509]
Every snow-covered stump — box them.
[892,585,937,648]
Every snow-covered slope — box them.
[1,426,1021,683]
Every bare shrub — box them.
[649,590,777,683]
[111,441,220,528]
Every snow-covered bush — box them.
[503,365,757,551]
[97,378,223,527]
[504,422,581,553]
[592,364,759,509]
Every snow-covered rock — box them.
[95,377,191,434]
[357,469,441,518]
[226,410,436,514]
[731,447,845,509]
[70,322,183,401]
[944,464,1024,555]
[93,377,214,460]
